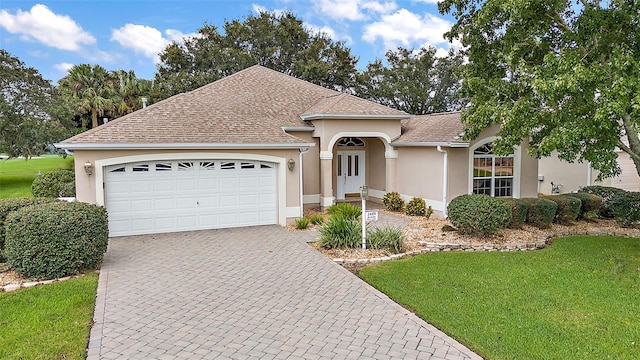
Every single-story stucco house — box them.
[538,151,640,194]
[56,65,539,237]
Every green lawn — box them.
[360,236,640,360]
[0,273,98,360]
[0,156,74,198]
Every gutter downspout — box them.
[586,161,592,187]
[299,147,310,217]
[437,146,448,218]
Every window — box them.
[132,163,149,172]
[155,163,172,171]
[472,142,514,197]
[200,161,215,170]
[178,162,194,171]
[220,161,235,170]
[240,162,255,169]
[109,166,125,173]
[337,137,365,147]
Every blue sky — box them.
[0,0,458,82]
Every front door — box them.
[337,150,365,200]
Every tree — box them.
[113,70,155,117]
[154,11,359,99]
[439,0,640,179]
[0,50,73,158]
[356,47,465,115]
[57,64,117,129]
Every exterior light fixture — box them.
[84,161,93,176]
[288,158,295,171]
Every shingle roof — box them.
[301,93,408,119]
[393,112,468,146]
[61,65,405,148]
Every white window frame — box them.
[468,136,521,198]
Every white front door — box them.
[337,150,365,200]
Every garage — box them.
[105,159,278,236]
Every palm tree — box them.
[58,64,117,129]
[113,70,154,117]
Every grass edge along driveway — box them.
[360,235,640,360]
[0,273,98,360]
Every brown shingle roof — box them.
[393,112,468,146]
[59,65,409,148]
[301,93,408,119]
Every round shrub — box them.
[608,191,640,227]
[366,226,404,253]
[566,192,603,219]
[0,198,60,252]
[4,201,109,279]
[31,169,76,198]
[382,191,404,212]
[543,195,581,224]
[578,186,626,218]
[318,216,361,249]
[521,198,558,228]
[447,194,511,236]
[405,197,426,216]
[500,198,528,229]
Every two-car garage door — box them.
[105,160,277,236]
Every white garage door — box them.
[105,160,278,236]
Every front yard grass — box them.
[360,235,640,360]
[0,155,74,198]
[0,273,98,360]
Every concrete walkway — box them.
[89,225,481,359]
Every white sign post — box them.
[360,185,368,250]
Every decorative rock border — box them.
[1,274,86,293]
[332,228,640,265]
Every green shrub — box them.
[366,226,404,253]
[425,206,433,219]
[4,202,108,280]
[447,194,511,236]
[521,198,558,228]
[566,192,603,219]
[0,198,60,253]
[309,214,324,225]
[405,197,426,216]
[31,169,75,198]
[543,195,581,224]
[382,191,404,212]
[327,202,361,220]
[295,217,310,229]
[500,198,528,229]
[318,216,361,249]
[578,186,626,218]
[608,191,640,227]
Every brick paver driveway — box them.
[88,226,481,360]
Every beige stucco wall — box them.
[365,138,386,192]
[311,118,401,151]
[538,151,611,194]
[396,147,444,203]
[447,147,470,200]
[73,149,303,222]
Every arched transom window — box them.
[473,142,514,197]
[337,137,365,147]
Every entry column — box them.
[320,151,335,209]
[385,148,398,192]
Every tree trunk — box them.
[91,109,98,129]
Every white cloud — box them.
[306,23,353,45]
[361,1,397,14]
[251,3,286,17]
[0,4,95,51]
[414,0,440,3]
[362,9,452,50]
[316,0,365,21]
[110,25,196,63]
[54,62,74,73]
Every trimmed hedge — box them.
[405,197,426,216]
[521,198,558,228]
[382,191,404,212]
[4,202,109,279]
[608,191,640,226]
[566,192,603,219]
[543,195,581,224]
[578,186,626,218]
[31,169,76,198]
[447,194,511,236]
[500,198,528,229]
[0,198,60,252]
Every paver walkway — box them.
[89,225,481,359]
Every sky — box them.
[0,0,459,83]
